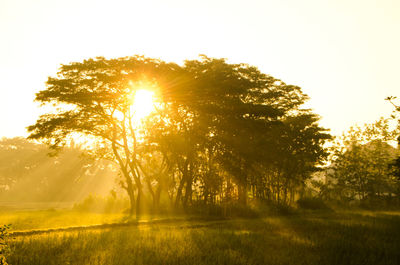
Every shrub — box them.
[296,197,330,210]
[184,202,260,218]
[0,224,11,265]
[73,194,129,213]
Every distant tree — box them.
[0,137,47,191]
[327,119,399,202]
[386,96,400,181]
[0,137,116,202]
[391,137,400,182]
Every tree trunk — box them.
[146,179,156,214]
[175,160,189,208]
[154,184,162,214]
[238,183,247,205]
[175,177,185,208]
[121,170,136,216]
[127,187,136,216]
[183,175,193,209]
[136,186,142,218]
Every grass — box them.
[0,210,125,231]
[2,210,400,265]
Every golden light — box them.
[131,89,155,122]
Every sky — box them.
[1,0,399,138]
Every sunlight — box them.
[131,89,155,122]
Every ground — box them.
[2,209,400,265]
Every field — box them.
[1,209,399,265]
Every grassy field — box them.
[2,210,400,265]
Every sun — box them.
[131,89,155,122]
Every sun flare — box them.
[131,89,155,122]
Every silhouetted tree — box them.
[28,56,185,216]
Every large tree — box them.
[28,56,184,216]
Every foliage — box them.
[0,224,10,265]
[325,118,399,204]
[386,96,400,181]
[185,201,261,218]
[390,154,400,181]
[296,197,329,210]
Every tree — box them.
[386,96,400,181]
[28,56,184,216]
[326,118,399,202]
[266,112,331,204]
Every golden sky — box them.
[1,0,399,137]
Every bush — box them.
[185,202,260,218]
[73,194,129,213]
[359,196,400,210]
[296,197,330,210]
[0,224,11,265]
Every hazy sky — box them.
[1,0,399,138]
